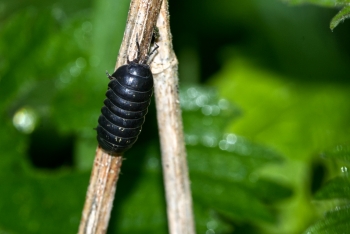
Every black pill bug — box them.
[96,39,158,154]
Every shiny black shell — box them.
[96,62,153,154]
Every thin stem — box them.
[78,148,123,234]
[116,0,163,68]
[78,0,163,233]
[151,1,196,233]
[79,0,196,233]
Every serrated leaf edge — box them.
[330,5,350,30]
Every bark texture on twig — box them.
[151,1,196,233]
[78,0,163,233]
[79,0,195,233]
[78,147,123,234]
[116,0,163,68]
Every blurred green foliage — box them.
[1,0,350,233]
[303,145,350,233]
[282,0,350,30]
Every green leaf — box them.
[330,6,350,30]
[283,0,350,7]
[281,0,350,30]
[304,144,350,233]
[191,175,276,223]
[303,205,350,234]
[211,56,350,233]
[193,202,233,234]
[3,0,349,233]
[111,170,168,234]
[322,144,350,163]
[248,178,293,203]
[181,86,293,231]
[213,57,350,161]
[314,177,350,200]
[0,2,130,233]
[0,169,88,234]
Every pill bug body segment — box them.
[97,42,158,154]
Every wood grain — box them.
[151,1,196,233]
[78,0,195,233]
[78,147,122,234]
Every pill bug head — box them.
[124,37,158,80]
[110,65,153,91]
[127,62,152,78]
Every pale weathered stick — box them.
[116,0,163,67]
[151,0,196,233]
[78,147,122,234]
[78,0,163,233]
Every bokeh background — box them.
[1,0,350,233]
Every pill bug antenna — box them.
[144,43,159,64]
[105,70,114,80]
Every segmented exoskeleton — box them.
[97,39,158,154]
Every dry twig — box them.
[79,0,162,233]
[151,1,196,233]
[79,0,195,233]
[78,147,122,234]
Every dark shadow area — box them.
[28,124,74,169]
[170,0,350,85]
[218,212,260,234]
[310,159,327,195]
